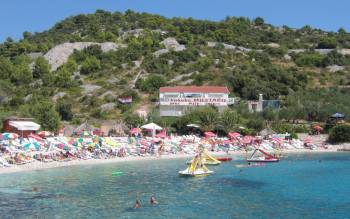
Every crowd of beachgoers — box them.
[0,130,340,172]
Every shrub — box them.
[328,124,350,143]
[317,37,337,49]
[136,75,166,92]
[56,100,73,121]
[294,52,324,67]
[80,56,101,74]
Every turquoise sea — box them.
[0,153,349,219]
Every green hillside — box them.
[1,10,350,133]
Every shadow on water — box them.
[211,178,266,189]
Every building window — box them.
[207,94,224,98]
[163,94,179,98]
[184,93,202,98]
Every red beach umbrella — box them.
[313,125,323,132]
[241,135,254,144]
[130,128,142,135]
[155,131,167,138]
[38,131,53,138]
[228,132,241,139]
[28,133,44,141]
[204,131,216,138]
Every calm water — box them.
[0,153,349,219]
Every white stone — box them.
[160,38,186,51]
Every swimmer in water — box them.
[150,195,158,205]
[133,199,141,209]
[32,187,39,192]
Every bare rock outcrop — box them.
[44,42,126,71]
[100,103,116,112]
[80,84,101,95]
[326,65,345,72]
[160,38,186,51]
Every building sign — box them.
[160,97,228,106]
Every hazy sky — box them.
[0,0,349,42]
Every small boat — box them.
[216,157,232,162]
[246,148,280,163]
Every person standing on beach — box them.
[158,141,164,157]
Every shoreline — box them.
[0,148,344,175]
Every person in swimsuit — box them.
[150,195,158,205]
[133,199,141,209]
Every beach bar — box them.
[2,118,40,138]
[159,86,234,117]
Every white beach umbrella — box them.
[141,123,163,130]
[141,123,162,137]
[186,124,200,128]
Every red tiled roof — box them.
[160,86,230,93]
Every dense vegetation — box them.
[0,10,350,136]
[328,124,350,143]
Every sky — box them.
[0,0,350,42]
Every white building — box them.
[248,94,280,112]
[159,86,234,117]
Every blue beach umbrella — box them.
[23,142,40,150]
[331,113,345,119]
[0,133,19,140]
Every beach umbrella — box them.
[141,123,163,130]
[228,132,241,139]
[186,124,200,128]
[312,125,323,132]
[272,138,284,144]
[204,131,216,138]
[23,142,40,150]
[38,131,52,138]
[28,133,44,141]
[130,128,142,135]
[80,131,92,137]
[331,113,345,119]
[241,135,254,144]
[141,123,162,137]
[155,130,167,138]
[223,140,231,144]
[0,133,19,140]
[57,143,71,151]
